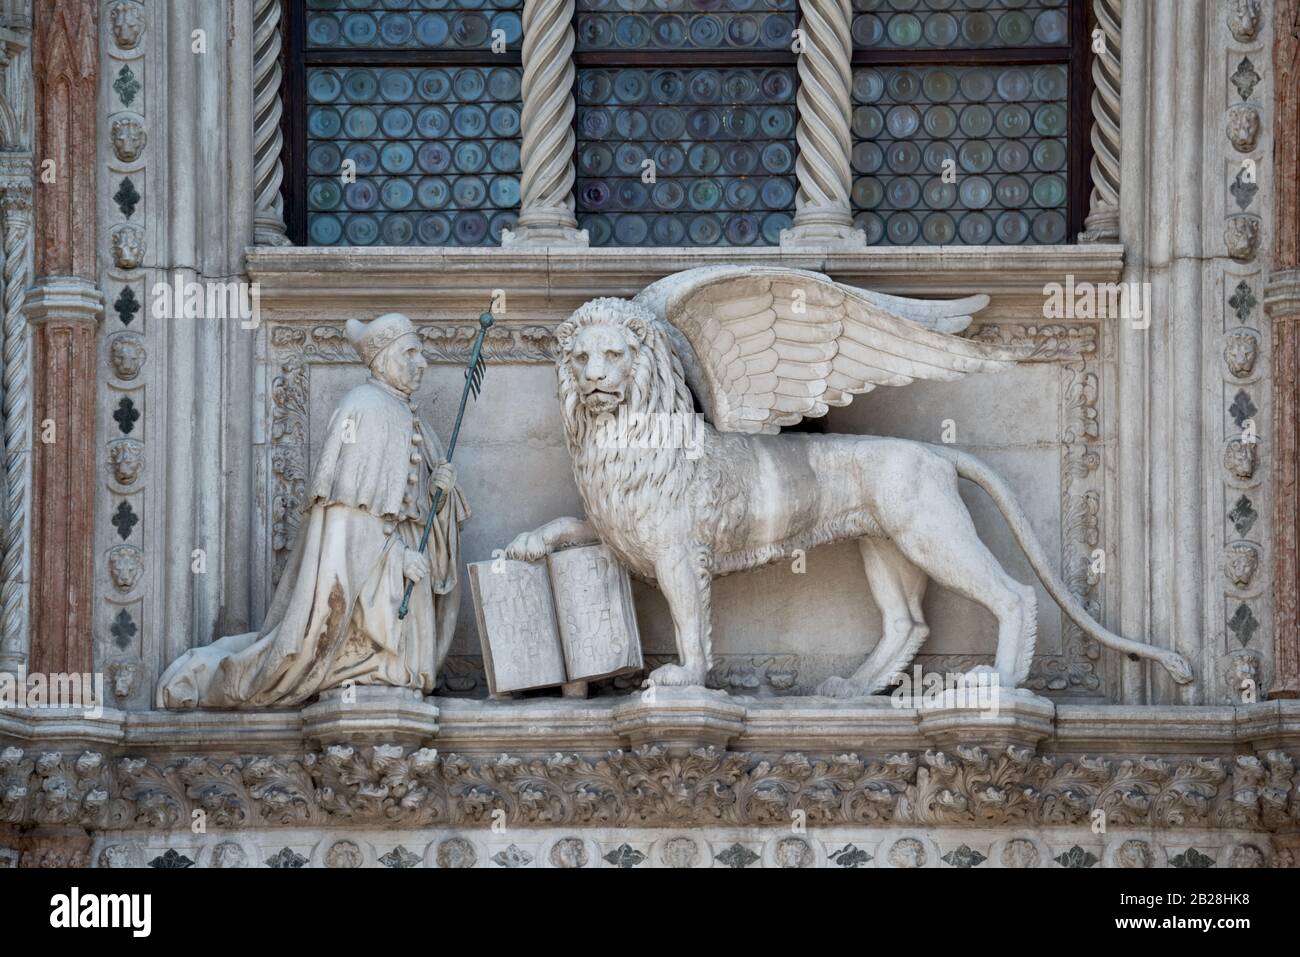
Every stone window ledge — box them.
[246,243,1125,317]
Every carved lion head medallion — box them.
[1115,840,1152,868]
[1223,330,1259,379]
[111,115,147,163]
[1224,216,1261,262]
[660,836,699,869]
[1227,105,1262,153]
[1228,0,1262,42]
[108,439,144,487]
[210,842,247,868]
[888,838,927,868]
[107,544,144,592]
[774,837,814,868]
[1224,438,1258,482]
[1225,542,1260,588]
[111,334,147,381]
[436,838,476,869]
[548,838,588,869]
[110,2,146,49]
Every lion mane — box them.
[555,298,713,551]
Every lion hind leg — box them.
[890,505,1037,689]
[817,538,929,698]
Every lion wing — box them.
[632,265,1029,435]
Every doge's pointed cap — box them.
[346,312,419,368]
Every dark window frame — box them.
[280,0,523,245]
[280,0,1094,246]
[848,0,1094,242]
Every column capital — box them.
[1264,268,1300,319]
[23,276,103,327]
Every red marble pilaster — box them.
[27,0,100,683]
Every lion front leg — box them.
[504,517,599,561]
[648,545,712,688]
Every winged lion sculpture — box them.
[506,266,1194,697]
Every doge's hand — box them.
[431,461,456,496]
[505,529,550,562]
[402,548,431,584]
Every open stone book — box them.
[468,543,643,694]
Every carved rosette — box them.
[1080,0,1120,242]
[501,0,587,247]
[253,0,289,246]
[783,0,862,247]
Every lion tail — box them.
[928,445,1194,685]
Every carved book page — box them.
[547,544,643,682]
[467,559,567,694]
[469,544,643,694]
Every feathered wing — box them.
[632,265,1029,434]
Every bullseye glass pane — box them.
[307,65,522,246]
[851,64,1069,245]
[576,0,798,52]
[576,66,798,246]
[851,0,1069,50]
[305,0,522,51]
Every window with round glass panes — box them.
[289,0,524,247]
[850,0,1087,246]
[572,0,799,247]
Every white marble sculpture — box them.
[507,266,1194,695]
[157,313,469,708]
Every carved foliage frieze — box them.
[2,744,1295,833]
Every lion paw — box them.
[504,530,549,562]
[815,676,869,699]
[647,663,706,687]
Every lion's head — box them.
[555,298,693,428]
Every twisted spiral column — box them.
[253,0,290,245]
[502,0,588,246]
[1081,0,1121,242]
[783,0,863,247]
[0,183,31,673]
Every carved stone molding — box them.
[500,0,586,247]
[783,0,863,248]
[1081,0,1120,242]
[1,743,1294,833]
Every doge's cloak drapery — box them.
[156,379,469,709]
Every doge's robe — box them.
[156,378,469,709]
